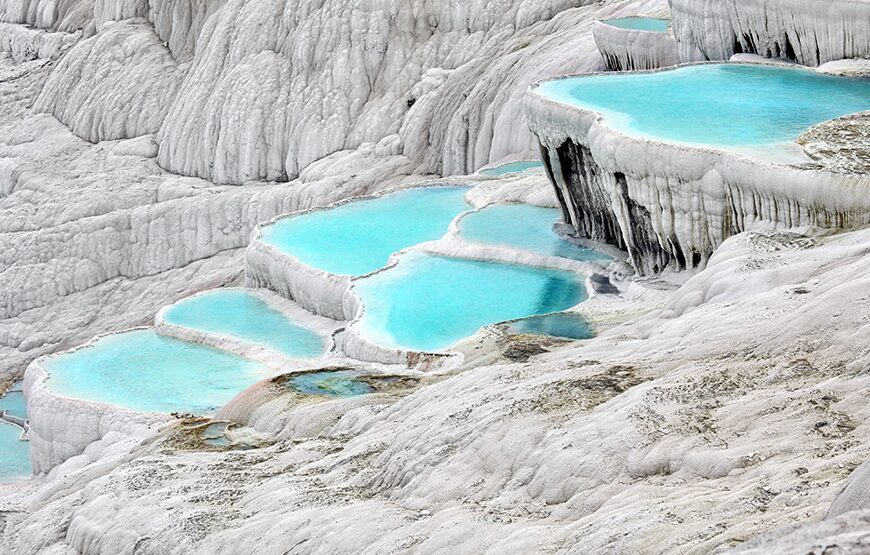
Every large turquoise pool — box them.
[535,64,870,147]
[43,330,273,415]
[0,422,30,481]
[601,17,670,32]
[459,204,610,262]
[354,252,587,351]
[480,160,543,176]
[163,290,324,359]
[260,187,470,276]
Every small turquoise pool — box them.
[260,187,470,276]
[536,64,870,147]
[354,252,587,351]
[506,312,594,340]
[480,160,543,176]
[290,371,374,397]
[43,330,274,415]
[163,290,324,359]
[0,385,26,419]
[601,17,670,32]
[459,204,610,262]
[0,422,30,482]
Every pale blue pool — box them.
[506,312,594,340]
[43,330,274,415]
[0,422,30,481]
[536,64,870,147]
[480,160,543,176]
[354,252,587,351]
[602,17,670,32]
[290,371,374,397]
[260,187,470,276]
[460,204,610,262]
[0,385,26,419]
[163,290,324,359]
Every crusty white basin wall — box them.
[592,20,680,71]
[668,0,870,66]
[524,66,870,274]
[23,339,170,474]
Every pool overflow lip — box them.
[155,287,342,371]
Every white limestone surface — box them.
[34,19,186,142]
[592,19,680,71]
[669,0,870,66]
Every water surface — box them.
[163,290,324,359]
[536,64,870,147]
[506,312,594,340]
[260,187,470,276]
[354,252,587,351]
[480,160,543,176]
[601,17,670,32]
[0,422,30,482]
[0,385,26,419]
[44,330,273,415]
[460,204,610,262]
[290,371,374,397]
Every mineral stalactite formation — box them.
[669,0,870,66]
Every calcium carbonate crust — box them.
[592,19,680,71]
[524,61,870,274]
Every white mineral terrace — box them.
[525,61,870,274]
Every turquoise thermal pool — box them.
[535,64,870,147]
[43,330,274,415]
[260,187,470,276]
[506,312,594,340]
[480,160,543,176]
[601,17,670,32]
[0,384,26,419]
[0,422,30,481]
[354,252,587,351]
[163,289,324,359]
[290,371,374,397]
[460,204,610,262]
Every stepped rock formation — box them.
[1,0,869,552]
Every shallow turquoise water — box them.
[0,422,30,481]
[163,290,324,359]
[355,252,587,351]
[536,64,870,146]
[290,371,374,397]
[460,204,610,262]
[480,160,543,176]
[260,187,470,276]
[602,17,669,32]
[506,312,594,340]
[44,330,273,415]
[0,386,26,419]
